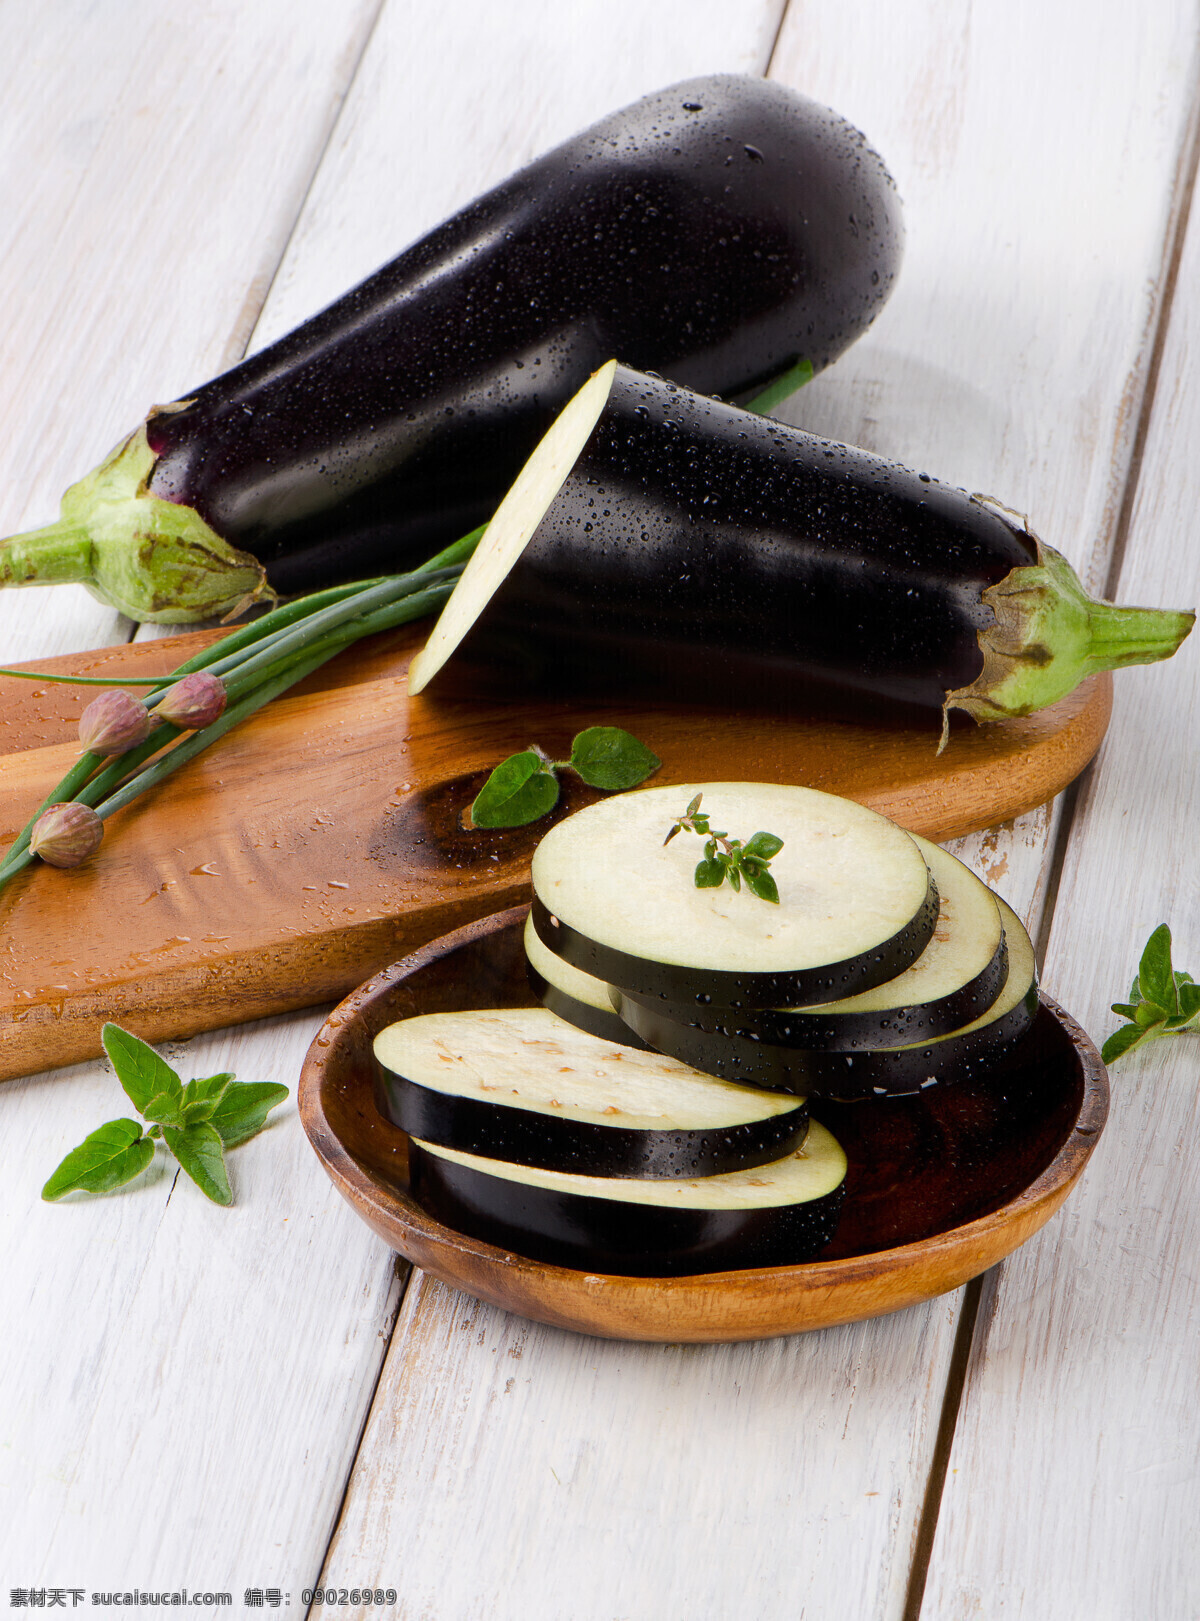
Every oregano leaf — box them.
[568,726,661,791]
[470,750,560,828]
[181,1073,235,1124]
[101,1023,181,1115]
[742,865,780,904]
[42,1119,154,1200]
[163,1121,232,1205]
[1101,1022,1154,1065]
[1138,924,1177,1016]
[210,1081,290,1148]
[142,1090,187,1128]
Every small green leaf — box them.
[694,857,726,889]
[163,1121,232,1205]
[568,726,661,791]
[101,1023,182,1116]
[742,865,780,904]
[470,751,560,828]
[42,1118,154,1200]
[1110,1002,1140,1021]
[743,831,784,862]
[142,1090,186,1128]
[1138,924,1177,1016]
[1134,1000,1168,1029]
[727,865,742,892]
[181,1073,235,1124]
[1177,982,1200,1021]
[210,1081,290,1148]
[686,794,703,817]
[1101,1022,1154,1065]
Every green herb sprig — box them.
[664,794,783,903]
[42,1023,287,1205]
[469,726,660,828]
[1102,924,1200,1064]
[0,525,484,895]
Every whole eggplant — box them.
[0,75,903,620]
[409,363,1194,727]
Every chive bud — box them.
[78,689,153,754]
[30,802,104,868]
[154,671,227,730]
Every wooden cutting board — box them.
[0,625,1110,1080]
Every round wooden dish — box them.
[299,906,1109,1343]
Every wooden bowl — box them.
[299,906,1109,1343]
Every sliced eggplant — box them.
[528,781,937,1008]
[407,363,1192,729]
[375,1008,808,1179]
[615,899,1038,1100]
[523,912,649,1048]
[624,836,1007,1049]
[408,1121,847,1275]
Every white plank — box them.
[0,1012,404,1589]
[0,0,794,1598]
[0,0,380,663]
[920,103,1200,1620]
[318,5,1200,1618]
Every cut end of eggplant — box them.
[408,360,618,695]
[531,781,937,1005]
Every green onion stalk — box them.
[0,527,483,891]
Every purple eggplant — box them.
[409,363,1194,727]
[0,75,903,621]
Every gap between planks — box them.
[901,41,1200,1618]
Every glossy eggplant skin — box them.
[409,1142,845,1275]
[144,76,902,595]
[459,367,1039,713]
[530,879,941,1010]
[382,1073,809,1180]
[613,978,1040,1102]
[623,936,1011,1053]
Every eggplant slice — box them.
[624,836,1007,1050]
[527,781,938,1008]
[523,912,649,1049]
[616,900,1038,1100]
[375,1008,808,1179]
[409,1121,847,1275]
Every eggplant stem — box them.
[0,521,96,587]
[945,540,1196,727]
[743,358,814,416]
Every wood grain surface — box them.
[1,1,1198,1615]
[0,625,1110,1081]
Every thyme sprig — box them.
[664,794,783,903]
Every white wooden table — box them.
[2,4,1198,1616]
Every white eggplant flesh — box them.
[616,900,1038,1100]
[409,1121,847,1275]
[630,836,1007,1050]
[531,781,937,1007]
[376,1007,808,1179]
[523,911,648,1047]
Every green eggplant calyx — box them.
[0,425,274,623]
[942,536,1195,742]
